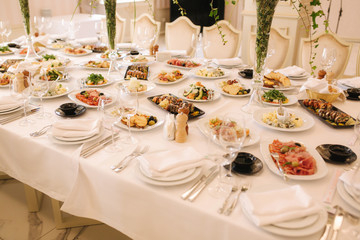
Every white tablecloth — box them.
[0,48,359,240]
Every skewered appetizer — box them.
[302,99,355,126]
[125,65,149,80]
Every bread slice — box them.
[264,71,291,88]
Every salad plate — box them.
[260,138,328,180]
[150,70,188,85]
[253,107,315,132]
[83,74,114,88]
[118,80,156,95]
[177,85,220,102]
[196,116,260,148]
[68,88,114,108]
[261,94,298,106]
[0,48,14,56]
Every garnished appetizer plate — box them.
[260,138,328,180]
[166,58,202,70]
[0,46,14,55]
[124,65,149,80]
[81,60,110,70]
[261,89,298,106]
[83,73,113,87]
[114,108,164,132]
[68,88,113,108]
[123,55,155,65]
[147,93,205,119]
[216,79,251,97]
[97,51,123,60]
[0,73,14,87]
[253,107,314,132]
[61,47,92,57]
[32,82,72,99]
[190,67,229,79]
[118,80,155,95]
[196,116,260,148]
[177,82,220,102]
[16,47,45,57]
[150,70,188,85]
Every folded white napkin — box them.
[299,78,345,97]
[137,147,205,177]
[338,77,360,88]
[340,170,360,196]
[277,65,307,76]
[240,185,322,226]
[0,96,23,111]
[214,57,242,66]
[75,37,98,45]
[52,119,101,138]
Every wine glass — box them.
[349,163,360,202]
[98,98,122,152]
[134,25,156,54]
[94,21,105,44]
[118,83,137,145]
[68,22,80,41]
[218,115,246,184]
[321,48,337,71]
[2,21,11,43]
[33,68,53,119]
[11,72,34,126]
[0,21,8,44]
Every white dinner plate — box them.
[260,138,328,180]
[261,209,327,237]
[84,76,114,88]
[0,51,14,56]
[0,105,23,115]
[96,52,123,60]
[337,181,360,211]
[68,88,114,109]
[0,83,10,88]
[261,95,298,106]
[123,56,155,65]
[190,68,230,80]
[135,162,202,186]
[165,60,202,70]
[32,83,72,99]
[54,131,98,142]
[48,129,103,145]
[61,48,92,57]
[177,87,220,102]
[139,163,196,182]
[115,109,164,132]
[215,80,252,98]
[118,81,156,95]
[262,86,295,91]
[253,107,315,132]
[242,184,327,237]
[196,116,260,148]
[150,71,188,85]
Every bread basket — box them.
[306,89,341,103]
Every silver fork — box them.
[270,152,288,181]
[224,183,250,216]
[114,145,150,172]
[110,145,141,170]
[29,125,52,137]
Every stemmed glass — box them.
[68,22,80,41]
[0,21,10,44]
[321,48,337,71]
[94,21,105,45]
[11,73,33,126]
[134,25,156,55]
[218,115,246,184]
[118,84,137,145]
[33,68,53,119]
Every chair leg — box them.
[0,171,12,180]
[51,198,101,229]
[23,184,44,212]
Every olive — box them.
[295,142,302,147]
[148,120,155,126]
[99,93,104,96]
[80,91,86,95]
[280,146,290,153]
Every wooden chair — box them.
[248,27,291,69]
[202,20,241,59]
[299,31,352,79]
[130,13,161,47]
[165,16,200,57]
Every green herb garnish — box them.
[42,54,56,61]
[262,89,287,102]
[0,46,11,53]
[87,73,104,84]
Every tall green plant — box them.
[18,0,30,35]
[104,0,116,50]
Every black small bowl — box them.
[329,144,353,162]
[59,103,78,115]
[347,88,360,98]
[130,50,139,55]
[239,69,253,79]
[233,152,256,173]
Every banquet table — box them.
[0,46,359,240]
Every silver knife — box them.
[0,108,39,125]
[188,169,219,202]
[331,206,344,240]
[181,165,217,200]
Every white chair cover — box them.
[130,13,161,47]
[165,16,200,57]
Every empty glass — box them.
[321,48,337,71]
[11,73,33,126]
